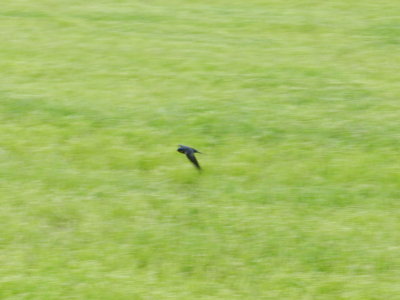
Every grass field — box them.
[1,0,400,299]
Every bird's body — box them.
[177,145,202,170]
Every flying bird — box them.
[177,145,202,170]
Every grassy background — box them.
[1,0,399,299]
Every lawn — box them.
[1,0,399,299]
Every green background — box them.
[1,0,399,299]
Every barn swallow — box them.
[177,145,202,170]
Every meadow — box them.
[1,0,399,299]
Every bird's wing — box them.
[186,153,201,169]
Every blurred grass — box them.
[1,0,400,299]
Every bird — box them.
[177,145,202,170]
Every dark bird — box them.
[177,145,202,170]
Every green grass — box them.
[1,0,400,299]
